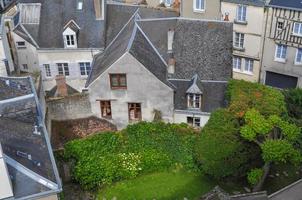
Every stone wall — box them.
[46,93,92,121]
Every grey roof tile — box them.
[222,0,265,7]
[269,0,302,10]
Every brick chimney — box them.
[55,75,68,97]
[168,57,175,74]
[94,0,103,20]
[224,12,230,21]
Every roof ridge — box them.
[126,24,138,51]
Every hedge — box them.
[64,122,199,189]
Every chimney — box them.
[224,12,230,21]
[94,0,103,20]
[167,29,175,53]
[55,75,68,97]
[168,57,175,74]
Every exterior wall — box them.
[38,49,100,91]
[261,7,302,88]
[174,112,210,127]
[88,52,174,130]
[12,32,39,72]
[181,0,221,20]
[0,37,7,76]
[221,2,265,83]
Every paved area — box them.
[269,179,302,200]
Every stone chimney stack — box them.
[55,75,68,97]
[167,29,175,53]
[94,0,103,20]
[168,57,176,74]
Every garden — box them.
[59,80,302,199]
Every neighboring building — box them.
[85,9,232,129]
[0,15,8,76]
[261,0,302,88]
[222,0,266,83]
[1,0,177,92]
[181,0,221,20]
[0,76,62,200]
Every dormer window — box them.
[63,20,80,48]
[187,93,201,109]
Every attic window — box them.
[187,93,201,109]
[63,28,77,48]
[77,0,83,10]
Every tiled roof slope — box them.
[0,76,61,200]
[269,0,302,10]
[105,3,178,47]
[14,0,105,49]
[222,0,265,7]
[139,18,233,81]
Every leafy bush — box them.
[227,80,287,118]
[283,88,302,126]
[64,122,199,189]
[194,109,257,179]
[247,168,263,186]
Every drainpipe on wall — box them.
[259,5,269,84]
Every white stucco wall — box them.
[38,49,100,91]
[221,2,266,82]
[174,111,210,127]
[88,52,174,129]
[12,32,39,72]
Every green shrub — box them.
[195,109,256,179]
[226,79,287,118]
[283,88,302,127]
[247,168,263,186]
[64,122,199,189]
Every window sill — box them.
[193,9,205,13]
[292,33,302,37]
[294,62,302,66]
[234,19,247,25]
[111,87,127,90]
[233,69,254,76]
[274,58,286,63]
[233,46,245,52]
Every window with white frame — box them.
[234,32,244,49]
[194,0,205,12]
[187,93,201,109]
[79,62,91,76]
[63,27,77,48]
[293,22,302,36]
[57,63,70,76]
[44,64,51,77]
[236,5,247,22]
[295,48,302,64]
[233,56,241,71]
[187,117,201,127]
[275,44,287,62]
[244,59,254,73]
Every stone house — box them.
[1,0,177,92]
[85,11,233,129]
[221,0,266,83]
[261,0,302,88]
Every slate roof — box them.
[47,84,79,98]
[138,18,233,81]
[269,0,302,10]
[0,76,61,199]
[105,3,178,47]
[0,77,32,100]
[222,0,265,7]
[170,77,228,113]
[13,0,105,49]
[86,14,175,89]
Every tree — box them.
[283,88,302,127]
[240,109,302,191]
[195,109,257,179]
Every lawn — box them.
[97,171,216,200]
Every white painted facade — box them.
[88,52,174,129]
[221,2,266,83]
